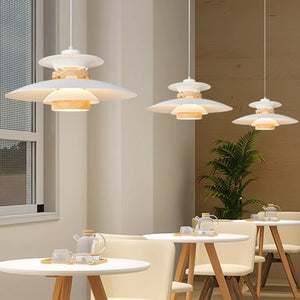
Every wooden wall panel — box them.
[195,0,300,280]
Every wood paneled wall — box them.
[195,0,300,214]
[195,0,300,280]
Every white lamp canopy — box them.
[146,0,232,120]
[5,0,137,112]
[232,0,298,129]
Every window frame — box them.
[0,0,56,224]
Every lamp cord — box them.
[69,0,73,49]
[188,0,191,79]
[264,0,266,98]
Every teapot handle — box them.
[210,215,219,227]
[274,205,281,211]
[93,233,106,255]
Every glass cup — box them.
[180,226,194,235]
[51,249,73,264]
[250,214,261,221]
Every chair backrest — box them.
[258,211,300,246]
[194,221,257,271]
[91,239,175,300]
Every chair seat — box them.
[254,255,265,263]
[256,244,300,254]
[186,264,252,277]
[171,281,193,293]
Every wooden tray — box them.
[41,258,107,265]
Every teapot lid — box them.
[202,213,210,216]
[83,230,94,234]
[268,203,274,206]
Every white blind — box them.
[0,0,35,132]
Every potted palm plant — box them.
[196,130,265,219]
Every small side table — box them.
[144,232,249,300]
[0,257,150,300]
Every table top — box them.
[143,233,249,243]
[233,219,300,226]
[0,258,150,276]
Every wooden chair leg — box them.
[243,275,259,300]
[286,253,300,289]
[232,277,244,300]
[52,277,64,300]
[238,277,244,291]
[226,277,236,299]
[261,253,273,288]
[198,277,212,300]
[205,279,215,300]
[87,276,108,300]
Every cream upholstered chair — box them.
[91,239,174,300]
[96,233,193,296]
[257,211,300,288]
[186,222,258,300]
[192,218,265,265]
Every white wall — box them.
[0,1,88,299]
[87,0,195,235]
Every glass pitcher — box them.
[262,203,281,221]
[195,213,218,235]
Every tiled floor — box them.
[177,277,296,299]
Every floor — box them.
[177,277,296,299]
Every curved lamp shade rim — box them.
[249,99,282,109]
[5,79,137,102]
[147,98,233,114]
[232,113,298,125]
[39,53,104,69]
[168,81,211,93]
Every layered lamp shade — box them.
[232,97,298,130]
[147,0,232,120]
[147,78,232,120]
[5,49,137,111]
[233,0,298,130]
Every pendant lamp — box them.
[5,0,137,111]
[147,0,232,120]
[233,0,297,129]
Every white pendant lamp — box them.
[233,0,297,129]
[147,0,232,120]
[5,0,137,111]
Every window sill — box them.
[0,212,59,226]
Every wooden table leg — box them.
[205,243,232,300]
[88,276,108,300]
[51,277,72,300]
[60,277,73,300]
[171,243,190,300]
[256,226,264,297]
[52,277,64,300]
[270,226,299,299]
[186,243,196,300]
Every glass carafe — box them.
[195,213,218,235]
[263,204,281,221]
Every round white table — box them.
[234,220,300,298]
[0,258,150,300]
[144,233,249,300]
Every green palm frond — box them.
[196,130,264,219]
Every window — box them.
[0,0,44,218]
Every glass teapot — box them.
[262,203,281,221]
[195,213,218,235]
[73,230,106,255]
